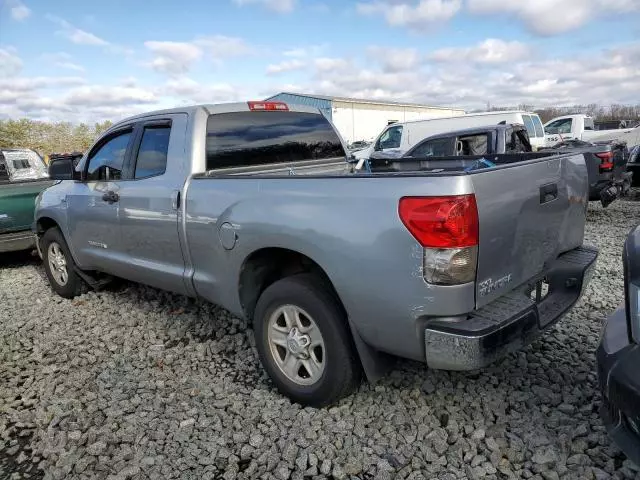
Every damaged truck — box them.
[35,101,597,406]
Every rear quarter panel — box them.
[185,174,476,360]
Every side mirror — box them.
[49,157,82,181]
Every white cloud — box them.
[430,39,530,64]
[0,76,85,92]
[266,59,306,75]
[357,0,461,29]
[284,44,327,58]
[195,35,254,60]
[41,52,86,72]
[162,77,245,103]
[144,41,202,74]
[64,85,157,107]
[7,0,30,20]
[232,0,296,13]
[0,47,23,76]
[314,57,351,72]
[367,46,421,72]
[467,0,640,35]
[46,14,109,46]
[294,41,640,110]
[143,36,254,75]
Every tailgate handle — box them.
[539,183,558,204]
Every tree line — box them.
[0,119,113,162]
[485,104,640,124]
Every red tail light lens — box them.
[399,195,479,248]
[596,151,614,171]
[247,101,289,111]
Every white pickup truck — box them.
[544,114,636,147]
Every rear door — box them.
[471,153,588,307]
[115,114,188,294]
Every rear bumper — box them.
[597,307,640,466]
[589,172,633,201]
[0,230,36,253]
[425,246,598,370]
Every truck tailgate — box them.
[471,153,588,308]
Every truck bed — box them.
[201,152,571,177]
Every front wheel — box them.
[253,274,361,407]
[41,227,85,299]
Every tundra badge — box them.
[478,274,513,297]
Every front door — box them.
[115,114,188,294]
[66,127,134,274]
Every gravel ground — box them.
[2,199,640,480]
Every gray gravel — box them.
[2,199,640,480]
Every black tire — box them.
[253,273,362,407]
[41,227,85,299]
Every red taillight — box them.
[399,195,479,248]
[247,101,289,111]
[596,151,614,171]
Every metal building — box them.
[265,92,465,145]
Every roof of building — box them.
[266,92,465,111]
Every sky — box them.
[1,0,639,123]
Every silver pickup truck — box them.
[35,101,598,406]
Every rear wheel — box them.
[41,228,85,299]
[253,274,361,407]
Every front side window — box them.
[377,125,403,150]
[532,115,544,138]
[522,115,536,138]
[545,118,573,135]
[86,131,132,181]
[206,112,344,170]
[134,126,170,179]
[409,137,452,157]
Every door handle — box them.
[102,191,119,204]
[539,183,558,204]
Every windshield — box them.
[0,149,49,182]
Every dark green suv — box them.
[0,148,53,253]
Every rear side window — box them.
[206,112,344,170]
[86,130,132,181]
[458,134,489,155]
[134,126,170,179]
[522,115,536,138]
[531,115,544,138]
[409,137,452,157]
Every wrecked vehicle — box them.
[540,139,632,207]
[361,124,532,167]
[597,224,640,466]
[627,145,640,187]
[0,148,53,253]
[35,101,597,406]
[544,114,636,146]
